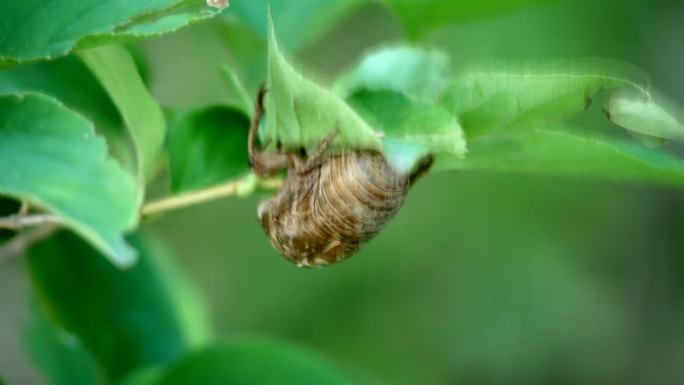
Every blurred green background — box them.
[2,0,684,384]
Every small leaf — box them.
[79,45,166,191]
[0,0,225,66]
[436,126,684,187]
[334,45,449,101]
[168,106,250,193]
[0,93,137,265]
[347,90,466,174]
[606,90,684,142]
[27,230,210,382]
[266,14,382,153]
[442,59,650,138]
[24,303,104,385]
[155,339,360,385]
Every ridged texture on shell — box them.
[258,151,409,267]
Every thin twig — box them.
[0,175,282,263]
[18,201,29,215]
[0,213,62,230]
[0,224,59,263]
[141,177,282,218]
[257,178,285,190]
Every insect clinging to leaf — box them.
[249,87,433,268]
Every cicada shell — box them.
[249,89,431,267]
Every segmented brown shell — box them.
[258,151,411,268]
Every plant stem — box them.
[141,177,282,218]
[0,213,62,230]
[0,224,59,263]
[0,176,282,262]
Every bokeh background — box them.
[2,0,684,384]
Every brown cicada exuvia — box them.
[250,88,432,267]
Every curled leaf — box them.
[606,90,684,142]
[79,45,166,194]
[442,59,651,137]
[265,14,382,153]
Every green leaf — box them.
[265,15,382,153]
[0,56,134,171]
[347,90,466,173]
[0,0,225,66]
[168,106,250,193]
[27,230,210,382]
[0,93,137,266]
[334,46,449,101]
[442,59,651,138]
[155,339,360,385]
[118,368,165,385]
[436,127,684,188]
[229,0,363,51]
[606,90,684,142]
[24,303,104,385]
[79,45,167,191]
[383,0,556,38]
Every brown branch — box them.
[0,213,62,230]
[0,174,282,262]
[0,225,59,263]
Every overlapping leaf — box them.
[0,93,137,265]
